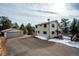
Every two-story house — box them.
[35,20,62,39]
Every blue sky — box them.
[0,3,79,26]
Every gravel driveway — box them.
[6,36,79,56]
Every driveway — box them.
[6,36,79,56]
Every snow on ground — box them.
[49,39,79,49]
[48,39,70,44]
[63,36,71,40]
[35,35,79,49]
[35,36,47,40]
[67,41,79,48]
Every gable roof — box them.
[1,28,21,32]
[35,20,62,29]
[35,20,57,26]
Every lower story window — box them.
[38,31,40,33]
[52,31,54,34]
[43,31,47,34]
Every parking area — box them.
[6,36,79,56]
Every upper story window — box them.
[43,31,47,34]
[36,25,37,28]
[44,24,47,28]
[52,24,55,27]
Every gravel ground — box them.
[6,36,79,56]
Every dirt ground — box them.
[6,36,79,56]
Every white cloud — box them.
[0,3,79,26]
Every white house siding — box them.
[35,20,62,38]
[36,24,50,38]
[50,21,58,38]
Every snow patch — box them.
[49,39,79,49]
[35,35,79,49]
[67,41,79,48]
[35,36,47,40]
[63,36,71,39]
[48,39,70,43]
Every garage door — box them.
[6,32,23,38]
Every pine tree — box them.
[13,22,19,29]
[26,23,35,35]
[76,20,79,33]
[26,23,32,35]
[70,18,78,35]
[0,16,12,30]
[20,24,28,34]
[61,18,70,33]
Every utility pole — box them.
[47,19,50,40]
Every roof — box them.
[35,20,57,26]
[1,28,22,32]
[35,20,62,29]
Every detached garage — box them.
[1,28,23,39]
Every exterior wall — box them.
[35,24,49,38]
[4,31,23,39]
[50,22,62,38]
[50,21,58,38]
[4,32,7,38]
[35,21,62,38]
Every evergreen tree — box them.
[0,16,12,30]
[13,22,19,29]
[76,20,79,33]
[26,23,32,35]
[20,24,28,34]
[3,19,12,29]
[61,18,70,33]
[70,18,78,35]
[31,26,35,35]
[26,23,35,35]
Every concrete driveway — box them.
[6,35,79,56]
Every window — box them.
[52,24,54,27]
[38,31,40,33]
[43,31,47,34]
[36,25,37,28]
[52,31,54,34]
[44,24,47,28]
